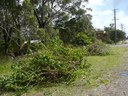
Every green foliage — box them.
[0,44,90,92]
[109,30,126,43]
[59,15,95,44]
[0,60,30,91]
[29,42,44,52]
[0,0,92,56]
[72,33,92,46]
[104,27,126,44]
[87,40,110,56]
[31,0,88,28]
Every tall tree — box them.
[0,0,18,54]
[58,14,94,43]
[0,0,37,55]
[30,0,88,28]
[104,25,126,43]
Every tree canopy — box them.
[0,0,94,56]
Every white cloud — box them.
[87,0,128,36]
[91,9,113,29]
[117,11,128,33]
[88,0,104,7]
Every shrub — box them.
[87,40,110,56]
[0,46,90,92]
[72,32,92,46]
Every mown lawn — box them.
[86,46,128,87]
[1,46,128,96]
[89,46,128,73]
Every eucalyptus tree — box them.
[0,0,21,54]
[30,0,88,28]
[0,0,37,55]
[0,0,91,55]
[28,0,92,44]
[104,26,126,43]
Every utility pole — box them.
[113,8,118,44]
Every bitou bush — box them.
[87,40,110,56]
[72,32,92,46]
[0,46,90,92]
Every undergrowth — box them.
[0,40,90,93]
[87,40,110,56]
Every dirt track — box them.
[88,45,128,96]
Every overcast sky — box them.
[86,0,128,36]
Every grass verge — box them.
[1,46,128,96]
[86,46,128,88]
[0,56,13,76]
